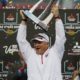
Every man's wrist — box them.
[54,16,60,19]
[22,19,27,21]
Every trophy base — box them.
[23,10,48,31]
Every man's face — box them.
[33,40,48,55]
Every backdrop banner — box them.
[0,9,80,80]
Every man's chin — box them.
[36,50,42,55]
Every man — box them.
[17,5,66,80]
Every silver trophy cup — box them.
[23,0,60,31]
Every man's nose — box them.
[35,43,39,47]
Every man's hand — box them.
[51,5,59,17]
[20,10,27,24]
[20,10,27,20]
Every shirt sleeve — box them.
[54,58,63,80]
[52,19,66,59]
[16,23,33,61]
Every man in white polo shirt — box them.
[17,4,66,80]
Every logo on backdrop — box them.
[3,44,18,55]
[0,10,19,35]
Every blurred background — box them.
[0,0,80,9]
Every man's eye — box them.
[37,42,42,44]
[34,41,42,44]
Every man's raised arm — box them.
[51,5,66,59]
[16,10,33,61]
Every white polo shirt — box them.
[17,19,66,80]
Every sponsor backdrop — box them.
[0,9,80,80]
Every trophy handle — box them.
[29,0,43,13]
[38,0,55,20]
[42,0,60,26]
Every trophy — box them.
[23,0,60,31]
